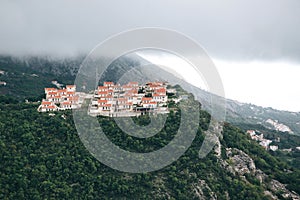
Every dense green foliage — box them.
[1,99,298,199]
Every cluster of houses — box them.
[38,85,81,112]
[246,130,278,151]
[38,81,178,117]
[89,81,170,117]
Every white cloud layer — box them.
[214,59,300,112]
[138,51,300,112]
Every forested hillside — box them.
[0,96,299,199]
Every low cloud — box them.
[0,0,299,62]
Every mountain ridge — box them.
[0,54,299,136]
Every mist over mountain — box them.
[77,53,300,136]
[1,53,300,136]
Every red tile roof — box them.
[48,92,58,95]
[98,86,108,90]
[45,88,56,92]
[155,88,166,93]
[62,101,72,105]
[153,93,166,97]
[98,100,108,103]
[41,101,52,105]
[142,97,152,101]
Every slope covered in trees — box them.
[0,97,299,199]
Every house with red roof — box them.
[66,85,76,92]
[38,84,80,112]
[103,82,114,87]
[38,100,59,112]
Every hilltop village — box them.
[37,85,82,112]
[38,81,180,117]
[89,81,170,117]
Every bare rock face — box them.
[192,179,217,200]
[151,176,172,199]
[221,148,256,176]
[269,179,299,200]
[264,190,278,200]
[219,148,300,199]
[213,137,222,158]
[254,169,267,184]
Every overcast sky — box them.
[0,0,299,111]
